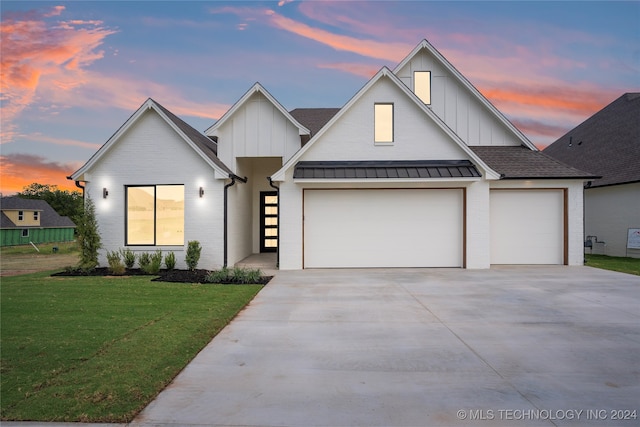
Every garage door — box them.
[304,189,463,268]
[490,190,565,264]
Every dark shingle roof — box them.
[470,146,598,179]
[289,108,340,136]
[294,160,481,179]
[543,93,640,187]
[0,197,76,228]
[152,99,233,176]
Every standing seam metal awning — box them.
[293,160,481,179]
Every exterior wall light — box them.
[199,187,204,198]
[103,188,109,198]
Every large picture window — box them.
[126,185,184,245]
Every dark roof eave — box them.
[586,179,640,189]
[500,175,601,180]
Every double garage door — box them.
[303,188,565,268]
[304,189,464,268]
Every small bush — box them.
[106,250,126,275]
[185,241,201,271]
[120,248,136,269]
[140,250,162,275]
[205,266,262,284]
[205,267,231,283]
[138,252,151,272]
[164,252,176,270]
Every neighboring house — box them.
[69,39,595,270]
[1,196,76,246]
[544,93,640,258]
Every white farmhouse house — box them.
[69,39,595,270]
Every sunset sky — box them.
[1,1,638,195]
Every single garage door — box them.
[304,189,463,268]
[490,189,565,264]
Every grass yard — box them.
[1,271,262,422]
[585,254,640,276]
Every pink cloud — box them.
[0,5,117,143]
[317,62,379,79]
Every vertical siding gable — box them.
[395,49,522,147]
[216,92,302,170]
[300,76,471,162]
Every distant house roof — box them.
[293,160,481,180]
[543,93,640,188]
[470,146,598,179]
[0,197,76,228]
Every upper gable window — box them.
[34,211,39,221]
[374,103,394,143]
[414,71,431,105]
[18,211,24,221]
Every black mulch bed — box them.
[51,268,272,285]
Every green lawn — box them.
[1,272,262,422]
[585,254,640,276]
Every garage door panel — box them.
[304,189,463,268]
[490,190,564,265]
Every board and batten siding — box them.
[84,109,226,270]
[216,92,304,170]
[395,49,520,147]
[1,228,75,246]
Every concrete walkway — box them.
[127,266,639,427]
[5,266,638,427]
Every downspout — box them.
[268,177,280,268]
[223,173,248,268]
[67,176,86,200]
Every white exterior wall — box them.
[490,180,586,266]
[278,170,304,270]
[466,180,491,268]
[303,77,470,162]
[216,92,303,171]
[395,50,520,147]
[585,182,640,258]
[84,109,226,270]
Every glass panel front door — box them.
[260,191,278,252]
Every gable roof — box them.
[272,67,501,181]
[543,93,640,187]
[470,146,598,179]
[1,197,76,228]
[69,98,233,181]
[289,108,340,136]
[205,83,310,137]
[394,39,537,151]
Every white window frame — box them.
[34,211,39,221]
[22,229,29,237]
[18,211,24,221]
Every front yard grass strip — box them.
[1,271,262,422]
[585,254,640,276]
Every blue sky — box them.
[1,1,638,193]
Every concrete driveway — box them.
[131,266,640,427]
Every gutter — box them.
[268,177,280,268]
[67,176,86,199]
[223,173,248,268]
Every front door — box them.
[260,191,278,252]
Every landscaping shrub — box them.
[120,248,136,268]
[106,250,126,275]
[138,252,151,272]
[164,251,176,270]
[76,196,101,270]
[185,241,201,271]
[205,266,263,284]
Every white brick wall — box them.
[85,109,226,270]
